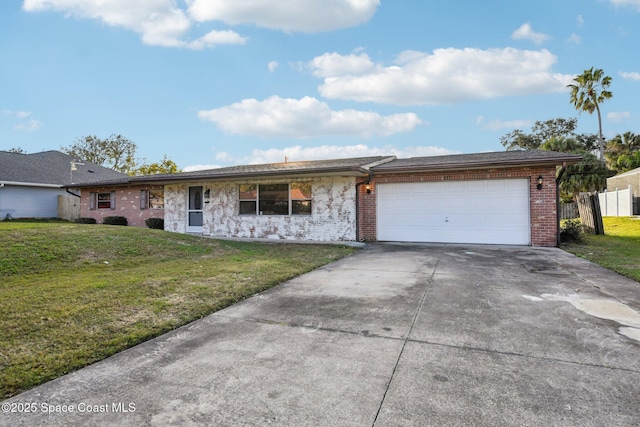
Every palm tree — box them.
[567,67,612,160]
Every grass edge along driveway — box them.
[0,222,357,399]
[561,216,640,283]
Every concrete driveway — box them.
[2,243,639,426]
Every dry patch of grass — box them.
[0,222,357,398]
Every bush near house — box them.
[560,218,583,243]
[0,222,356,398]
[103,216,128,226]
[145,217,164,229]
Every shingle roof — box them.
[0,150,127,186]
[371,150,583,172]
[64,150,584,188]
[70,156,397,186]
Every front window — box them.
[291,182,312,215]
[259,184,289,215]
[239,184,257,215]
[238,183,312,216]
[97,192,111,209]
[148,190,164,209]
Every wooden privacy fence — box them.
[559,202,579,219]
[58,195,80,221]
[576,193,604,235]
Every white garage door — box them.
[377,179,530,245]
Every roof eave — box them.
[373,156,583,174]
[68,166,373,187]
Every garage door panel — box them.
[377,179,530,245]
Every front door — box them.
[187,186,203,233]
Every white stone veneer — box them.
[164,176,357,241]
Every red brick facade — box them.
[357,166,559,247]
[79,185,164,227]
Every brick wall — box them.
[79,185,164,227]
[357,166,559,247]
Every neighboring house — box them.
[0,150,127,219]
[607,167,640,196]
[69,150,582,247]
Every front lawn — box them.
[561,216,640,283]
[0,222,357,399]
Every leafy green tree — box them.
[604,132,640,173]
[567,67,613,160]
[62,134,137,174]
[500,118,578,151]
[133,155,181,175]
[541,137,610,200]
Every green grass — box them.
[562,216,640,283]
[0,222,357,399]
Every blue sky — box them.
[1,0,639,171]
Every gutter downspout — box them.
[556,162,568,246]
[66,188,81,198]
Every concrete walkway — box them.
[2,243,639,426]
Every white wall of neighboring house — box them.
[0,184,67,219]
[164,176,357,241]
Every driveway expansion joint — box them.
[404,338,640,374]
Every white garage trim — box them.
[377,179,530,245]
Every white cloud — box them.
[309,48,572,106]
[610,0,640,11]
[2,110,42,132]
[511,23,550,45]
[15,111,32,119]
[620,71,640,81]
[576,15,585,27]
[14,119,43,132]
[607,111,631,122]
[476,117,532,131]
[183,164,222,172]
[186,0,380,33]
[23,0,246,49]
[268,61,279,72]
[567,33,582,44]
[308,52,376,78]
[211,144,457,166]
[198,96,422,138]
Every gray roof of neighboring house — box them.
[69,156,397,186]
[371,150,583,172]
[0,150,127,187]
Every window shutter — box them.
[110,191,116,210]
[140,190,148,210]
[89,192,96,210]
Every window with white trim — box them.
[238,183,312,216]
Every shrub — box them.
[560,218,583,243]
[145,218,164,230]
[103,216,128,226]
[75,217,97,224]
